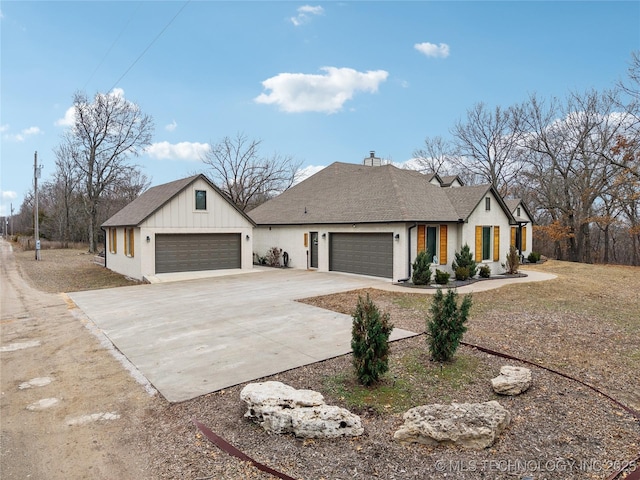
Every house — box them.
[249,155,520,282]
[102,174,255,280]
[504,198,534,259]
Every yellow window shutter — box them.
[304,233,308,247]
[475,226,483,263]
[522,227,527,251]
[439,225,447,265]
[417,225,426,253]
[511,227,516,247]
[493,226,500,261]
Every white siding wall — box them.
[463,191,512,274]
[519,205,533,257]
[105,227,142,279]
[254,224,407,282]
[106,178,254,280]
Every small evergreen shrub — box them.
[454,266,470,281]
[528,251,541,263]
[412,250,432,285]
[479,264,491,278]
[435,269,450,285]
[452,244,477,278]
[427,288,473,362]
[351,294,394,386]
[505,245,520,274]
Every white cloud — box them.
[294,164,325,184]
[3,126,43,142]
[55,106,76,127]
[414,42,450,58]
[165,120,178,132]
[255,67,389,114]
[0,124,8,133]
[146,141,209,161]
[291,5,324,26]
[2,190,17,201]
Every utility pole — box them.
[10,203,13,236]
[34,151,42,260]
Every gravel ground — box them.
[12,247,640,480]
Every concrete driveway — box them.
[69,269,416,402]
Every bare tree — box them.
[60,90,153,252]
[412,136,456,176]
[450,102,523,195]
[201,133,302,212]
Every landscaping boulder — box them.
[491,365,532,395]
[393,401,510,449]
[240,381,363,439]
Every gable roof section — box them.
[102,174,256,227]
[504,198,535,224]
[248,162,514,225]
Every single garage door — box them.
[329,233,393,278]
[155,233,241,274]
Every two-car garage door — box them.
[155,234,241,274]
[329,233,393,279]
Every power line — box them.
[108,0,191,92]
[82,2,144,91]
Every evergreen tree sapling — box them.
[351,294,394,386]
[412,250,433,285]
[452,243,478,278]
[427,289,473,362]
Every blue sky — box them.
[1,1,639,218]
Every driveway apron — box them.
[69,269,416,402]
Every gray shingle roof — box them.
[504,198,534,224]
[248,162,513,225]
[102,174,256,227]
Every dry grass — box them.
[12,245,142,292]
[8,246,640,479]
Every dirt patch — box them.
[3,245,640,479]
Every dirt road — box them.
[0,240,157,479]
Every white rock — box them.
[491,365,532,395]
[393,401,510,449]
[67,412,121,426]
[26,398,60,411]
[240,381,324,418]
[19,377,53,389]
[240,381,363,438]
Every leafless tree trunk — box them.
[201,133,302,212]
[61,90,153,252]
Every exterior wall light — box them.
[322,233,326,239]
[146,235,151,243]
[394,233,400,240]
[246,234,250,241]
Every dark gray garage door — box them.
[329,233,393,278]
[155,234,241,274]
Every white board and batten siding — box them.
[128,178,254,279]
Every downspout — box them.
[100,226,107,269]
[404,223,418,281]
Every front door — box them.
[310,231,319,268]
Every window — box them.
[427,226,437,263]
[516,206,521,217]
[482,226,491,260]
[485,197,491,211]
[109,228,117,254]
[124,228,134,257]
[195,190,207,210]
